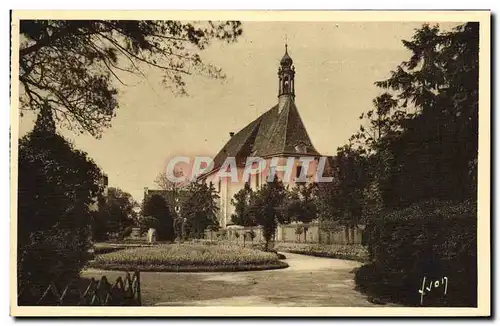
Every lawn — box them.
[89,243,288,272]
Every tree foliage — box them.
[316,145,367,227]
[286,183,318,224]
[352,22,479,306]
[249,177,288,250]
[230,182,256,226]
[138,216,161,232]
[92,187,138,239]
[181,182,220,238]
[350,22,478,209]
[142,194,174,241]
[18,105,103,290]
[19,20,243,137]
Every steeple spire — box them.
[278,43,295,100]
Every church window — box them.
[296,165,303,179]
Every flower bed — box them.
[89,243,288,272]
[92,242,154,255]
[274,243,369,262]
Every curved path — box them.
[83,253,378,306]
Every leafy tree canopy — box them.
[316,145,367,227]
[19,20,243,137]
[250,177,288,250]
[230,182,256,227]
[181,181,220,238]
[142,194,174,241]
[97,187,138,235]
[348,22,478,209]
[286,183,318,224]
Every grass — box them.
[89,243,288,272]
[272,242,369,262]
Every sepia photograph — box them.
[9,10,490,317]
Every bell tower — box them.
[278,44,295,104]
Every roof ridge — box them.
[292,101,319,152]
[281,98,291,153]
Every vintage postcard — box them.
[10,10,491,317]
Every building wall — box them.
[203,167,246,228]
[203,155,329,227]
[205,223,364,245]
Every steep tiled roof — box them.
[254,97,319,157]
[207,96,320,175]
[211,113,262,170]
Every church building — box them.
[199,46,331,228]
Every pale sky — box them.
[18,21,461,202]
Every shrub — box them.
[274,243,368,262]
[356,200,477,307]
[17,107,101,292]
[118,226,133,240]
[138,216,160,233]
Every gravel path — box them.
[83,252,379,307]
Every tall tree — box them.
[350,92,400,156]
[316,145,367,228]
[373,22,479,206]
[18,105,102,290]
[286,183,318,224]
[286,183,318,242]
[99,187,138,235]
[250,177,288,251]
[142,194,174,241]
[19,20,243,137]
[230,182,256,226]
[181,182,220,238]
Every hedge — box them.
[274,243,368,262]
[355,200,477,307]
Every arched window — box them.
[284,76,289,92]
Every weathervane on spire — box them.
[278,35,295,99]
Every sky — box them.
[18,21,461,202]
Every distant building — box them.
[199,46,336,227]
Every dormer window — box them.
[294,142,307,154]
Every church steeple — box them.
[278,44,295,99]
